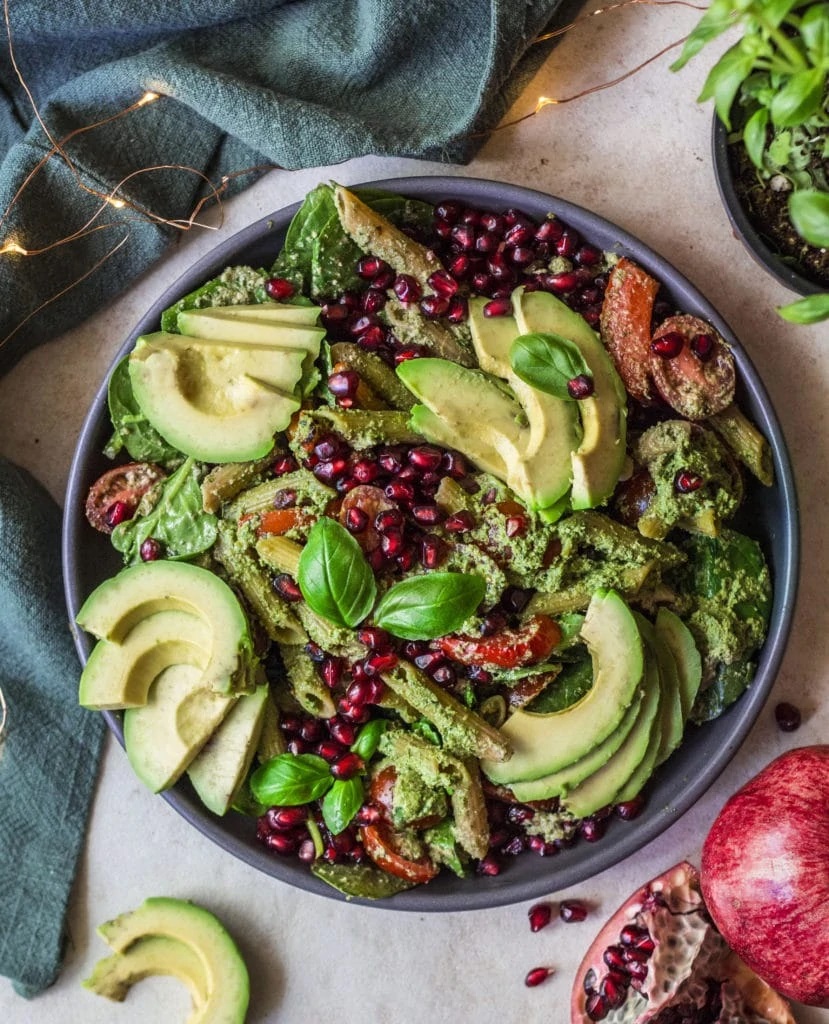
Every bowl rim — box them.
[62,174,800,912]
[711,114,823,297]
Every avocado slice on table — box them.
[83,933,208,1006]
[88,897,249,1023]
[513,287,627,509]
[467,297,580,510]
[481,589,643,785]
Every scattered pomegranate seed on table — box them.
[524,966,554,988]
[528,903,553,932]
[559,899,589,923]
[774,701,801,731]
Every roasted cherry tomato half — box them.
[648,314,735,420]
[434,614,561,670]
[256,507,312,536]
[85,461,166,534]
[599,257,660,404]
[368,765,444,829]
[361,823,439,885]
[339,484,394,552]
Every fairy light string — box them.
[0,0,705,349]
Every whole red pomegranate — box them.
[701,745,829,1007]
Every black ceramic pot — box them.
[712,115,824,296]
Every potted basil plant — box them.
[671,0,829,324]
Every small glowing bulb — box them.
[106,197,126,209]
[0,240,29,256]
[535,96,558,112]
[138,91,160,106]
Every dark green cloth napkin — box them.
[0,0,572,997]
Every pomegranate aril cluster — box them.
[583,923,655,1020]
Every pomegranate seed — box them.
[559,899,589,923]
[356,626,389,649]
[412,504,444,525]
[427,270,459,298]
[691,332,716,361]
[384,481,415,504]
[535,218,564,242]
[651,331,684,358]
[355,804,381,826]
[105,500,134,528]
[358,324,386,350]
[448,254,472,278]
[272,573,302,602]
[420,295,450,319]
[568,374,595,399]
[431,663,456,687]
[321,656,344,689]
[331,751,364,780]
[421,535,447,568]
[266,832,298,855]
[297,839,317,863]
[328,370,360,398]
[445,295,468,323]
[528,903,553,932]
[506,804,534,825]
[264,276,294,300]
[466,664,491,684]
[775,701,801,731]
[603,945,627,971]
[337,699,371,724]
[622,946,650,964]
[459,207,480,226]
[505,514,527,538]
[413,650,445,673]
[585,991,609,1021]
[408,445,443,471]
[280,712,303,735]
[317,739,347,762]
[620,924,650,947]
[601,971,629,1009]
[375,508,404,532]
[471,271,492,294]
[480,611,507,636]
[272,455,298,476]
[434,218,453,239]
[509,245,535,267]
[394,346,423,364]
[327,718,357,746]
[435,200,462,223]
[476,854,501,876]
[313,436,341,460]
[504,223,533,248]
[439,451,466,477]
[444,510,475,532]
[344,506,369,534]
[580,817,607,842]
[350,314,379,336]
[272,488,297,509]
[583,307,601,328]
[474,231,500,255]
[366,650,398,674]
[556,230,580,257]
[351,459,380,483]
[450,223,476,250]
[393,274,422,303]
[314,458,349,484]
[575,244,602,267]
[479,211,505,233]
[356,255,389,280]
[543,271,580,293]
[286,738,309,756]
[362,288,387,314]
[524,966,553,988]
[340,290,362,311]
[626,960,649,982]
[140,538,163,561]
[674,469,703,493]
[320,301,350,324]
[267,806,308,830]
[615,795,646,820]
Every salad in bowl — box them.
[66,178,796,907]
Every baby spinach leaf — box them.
[351,719,388,761]
[777,291,829,324]
[322,776,365,835]
[509,332,590,400]
[250,753,332,806]
[298,518,377,629]
[160,265,270,333]
[789,188,829,247]
[104,357,180,463]
[374,572,486,640]
[111,456,217,564]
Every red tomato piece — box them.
[434,614,561,670]
[256,507,311,536]
[85,462,166,534]
[649,314,735,420]
[599,257,660,404]
[361,823,439,885]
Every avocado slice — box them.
[76,561,254,696]
[513,287,627,509]
[509,688,643,802]
[124,662,238,792]
[655,607,702,719]
[79,609,211,710]
[409,404,508,478]
[187,683,269,816]
[468,297,580,509]
[129,332,305,463]
[482,589,643,785]
[560,636,661,818]
[93,897,249,1023]
[183,302,321,326]
[177,308,324,351]
[83,934,208,1006]
[644,617,686,766]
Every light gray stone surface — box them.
[1,9,827,1023]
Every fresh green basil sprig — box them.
[509,332,592,400]
[297,519,485,639]
[250,719,387,835]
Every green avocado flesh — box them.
[513,287,627,509]
[83,934,208,1006]
[468,297,579,509]
[93,897,249,1024]
[129,331,306,463]
[481,590,643,785]
[176,309,324,350]
[656,606,703,719]
[76,561,253,696]
[408,404,508,478]
[181,302,320,326]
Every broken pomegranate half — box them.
[570,861,794,1024]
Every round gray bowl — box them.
[712,115,824,296]
[63,176,799,912]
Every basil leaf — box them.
[322,776,365,835]
[250,753,332,806]
[374,572,486,640]
[111,456,217,564]
[777,292,829,324]
[788,189,829,248]
[298,518,377,629]
[509,332,590,400]
[351,719,388,760]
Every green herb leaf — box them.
[669,0,736,72]
[111,456,217,564]
[509,332,590,400]
[801,3,829,64]
[298,518,377,629]
[698,40,758,128]
[374,572,486,640]
[777,291,829,324]
[789,189,829,247]
[322,777,365,835]
[250,753,333,806]
[105,357,181,462]
[742,107,770,170]
[351,719,388,760]
[770,67,826,128]
[411,720,442,746]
